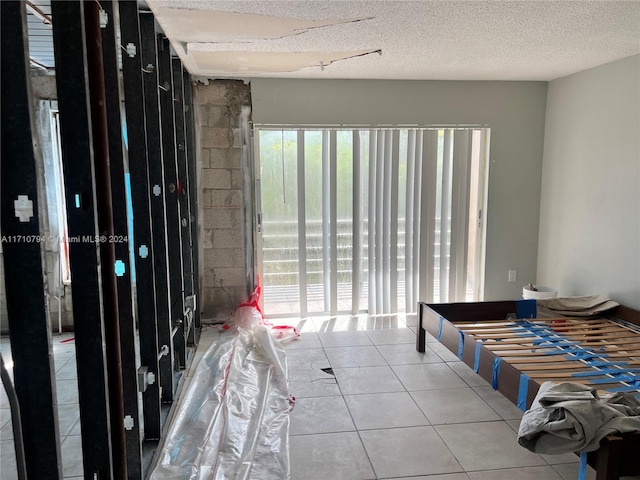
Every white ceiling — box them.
[147,0,640,81]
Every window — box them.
[255,127,489,317]
[49,106,71,284]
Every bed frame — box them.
[416,300,640,480]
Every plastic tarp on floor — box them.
[149,304,292,479]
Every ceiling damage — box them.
[189,48,382,74]
[153,8,373,42]
[147,1,640,81]
[152,7,381,75]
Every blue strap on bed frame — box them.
[515,299,537,319]
[437,317,444,342]
[542,349,609,360]
[607,382,640,393]
[473,343,481,373]
[492,357,501,390]
[457,331,465,360]
[587,360,628,368]
[591,376,638,385]
[517,374,529,411]
[533,338,577,346]
[573,368,640,377]
[514,322,552,334]
[578,451,587,480]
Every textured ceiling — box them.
[147,0,640,81]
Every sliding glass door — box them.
[255,127,489,317]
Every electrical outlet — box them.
[508,270,517,283]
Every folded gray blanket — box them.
[536,295,619,317]
[518,381,640,454]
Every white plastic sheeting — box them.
[149,305,293,479]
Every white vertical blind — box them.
[418,130,438,304]
[404,130,417,312]
[258,127,488,317]
[439,130,453,302]
[367,131,377,314]
[296,130,308,317]
[352,131,362,315]
[329,131,338,316]
[375,130,385,314]
[321,131,330,312]
[382,130,392,313]
[390,130,400,314]
[450,130,472,301]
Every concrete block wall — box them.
[195,80,252,322]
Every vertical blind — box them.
[257,127,488,317]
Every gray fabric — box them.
[536,295,619,317]
[518,381,640,454]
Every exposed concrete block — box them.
[211,189,242,208]
[199,79,250,103]
[31,72,57,99]
[202,208,241,230]
[202,284,247,320]
[214,280,248,312]
[202,265,216,287]
[201,229,214,249]
[198,105,209,126]
[201,287,217,318]
[196,79,252,313]
[200,168,231,190]
[199,148,210,168]
[213,267,246,288]
[232,128,243,149]
[230,169,244,189]
[221,81,251,114]
[202,210,215,230]
[200,189,213,208]
[212,228,243,249]
[205,248,243,269]
[202,287,232,320]
[201,127,231,149]
[196,83,226,106]
[207,105,230,128]
[209,148,241,170]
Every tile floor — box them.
[0,315,631,479]
[1,333,83,480]
[277,314,599,480]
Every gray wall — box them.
[250,78,548,301]
[538,55,640,309]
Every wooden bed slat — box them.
[418,300,640,480]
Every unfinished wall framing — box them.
[0,1,203,477]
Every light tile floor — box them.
[2,316,637,479]
[1,332,83,480]
[277,314,600,480]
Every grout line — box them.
[322,342,379,478]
